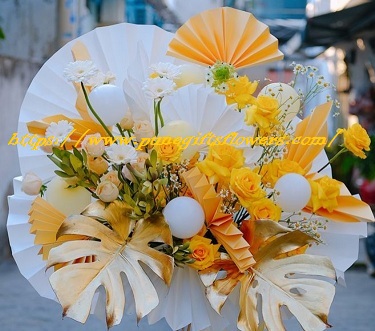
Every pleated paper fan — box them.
[8,21,177,313]
[16,23,176,181]
[167,7,284,69]
[162,84,245,135]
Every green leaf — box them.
[81,148,88,165]
[60,163,75,176]
[150,149,157,167]
[0,27,5,40]
[73,147,83,162]
[77,167,85,179]
[52,147,63,159]
[47,155,63,169]
[70,154,82,172]
[54,170,73,178]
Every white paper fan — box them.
[162,84,245,135]
[16,23,176,182]
[8,22,181,325]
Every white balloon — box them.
[46,177,92,216]
[175,64,205,87]
[159,120,197,137]
[274,173,311,212]
[259,82,300,123]
[163,197,205,239]
[159,120,198,159]
[88,84,128,126]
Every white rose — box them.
[81,133,105,157]
[122,151,149,182]
[22,172,42,195]
[120,111,134,130]
[133,120,154,142]
[96,180,119,202]
[100,170,122,189]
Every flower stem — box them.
[154,99,159,136]
[317,147,347,173]
[80,82,115,139]
[157,99,164,127]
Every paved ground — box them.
[0,258,375,331]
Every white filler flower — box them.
[105,144,138,165]
[143,77,176,99]
[63,60,99,84]
[45,120,74,144]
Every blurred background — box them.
[0,0,375,330]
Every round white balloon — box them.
[163,197,205,239]
[46,177,92,216]
[159,120,198,159]
[88,84,128,126]
[159,120,197,137]
[175,64,205,87]
[259,82,300,124]
[274,173,311,212]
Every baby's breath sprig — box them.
[289,62,338,113]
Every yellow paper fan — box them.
[167,7,283,69]
[28,197,87,260]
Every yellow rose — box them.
[230,167,266,207]
[154,142,183,164]
[225,76,258,109]
[259,159,306,187]
[197,144,244,185]
[87,156,108,175]
[244,95,280,133]
[189,235,220,270]
[307,176,341,212]
[248,198,281,221]
[343,123,370,159]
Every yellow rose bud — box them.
[95,180,119,202]
[230,167,266,208]
[189,235,220,270]
[87,156,108,175]
[307,176,341,212]
[154,142,183,164]
[259,159,306,187]
[343,123,370,159]
[244,95,280,133]
[197,144,244,185]
[248,198,281,221]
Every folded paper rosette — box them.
[7,7,374,331]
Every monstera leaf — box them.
[47,201,173,328]
[201,221,336,331]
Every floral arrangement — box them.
[12,7,375,331]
